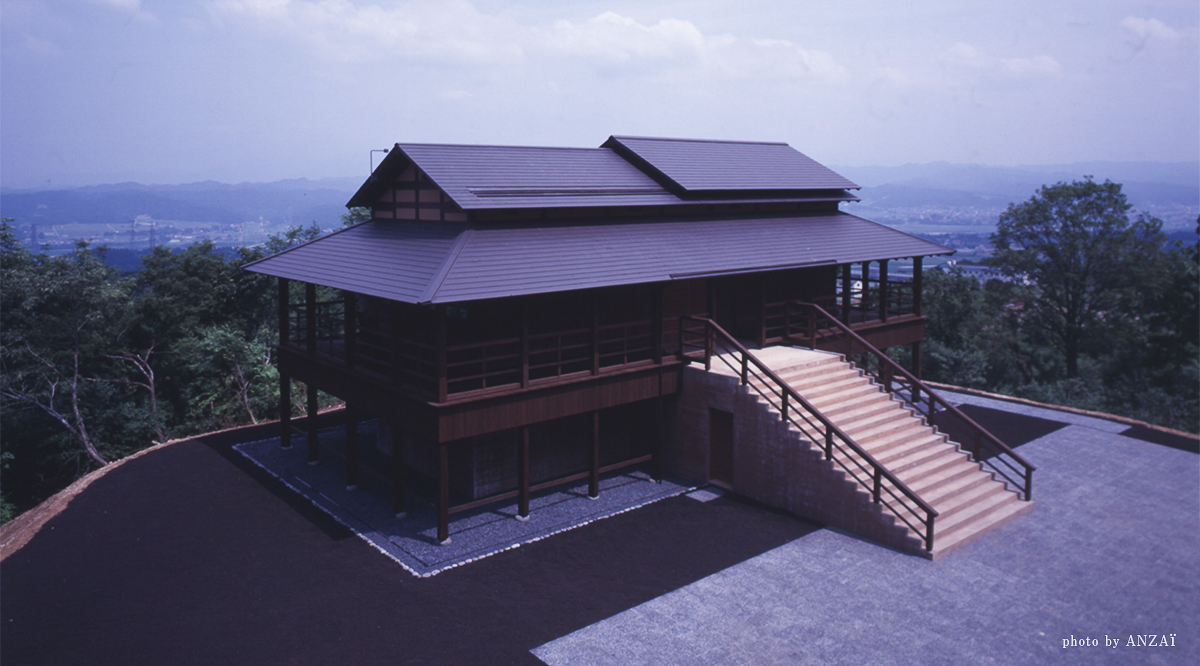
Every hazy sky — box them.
[2,0,1197,188]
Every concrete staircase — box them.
[749,349,1033,558]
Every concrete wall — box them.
[663,365,925,556]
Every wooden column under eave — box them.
[305,283,317,355]
[651,396,664,481]
[840,264,852,324]
[517,426,531,519]
[913,256,924,317]
[436,305,448,403]
[345,403,358,489]
[591,291,600,375]
[879,259,890,322]
[279,370,292,449]
[520,299,529,388]
[391,421,406,516]
[306,383,319,463]
[437,443,450,543]
[589,411,600,499]
[278,278,290,345]
[344,290,357,369]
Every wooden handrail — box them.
[679,315,939,551]
[790,302,1036,500]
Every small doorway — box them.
[708,408,734,488]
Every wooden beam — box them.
[345,403,358,488]
[306,383,319,463]
[437,443,450,543]
[279,371,292,448]
[518,426,531,519]
[589,411,600,498]
[391,421,406,515]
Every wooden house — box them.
[244,136,1034,556]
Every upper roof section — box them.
[602,136,859,193]
[347,135,860,212]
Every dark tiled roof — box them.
[347,140,859,210]
[244,214,950,304]
[603,136,860,193]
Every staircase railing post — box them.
[925,514,935,552]
[740,353,749,385]
[782,391,789,423]
[704,323,712,371]
[1025,467,1034,501]
[872,467,882,503]
[824,427,833,461]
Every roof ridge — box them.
[608,135,789,147]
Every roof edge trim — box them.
[418,228,474,303]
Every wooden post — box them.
[306,383,319,463]
[344,291,357,368]
[879,260,889,322]
[305,283,317,355]
[651,396,663,481]
[517,427,530,519]
[911,341,923,381]
[840,264,852,324]
[913,256,924,317]
[279,371,292,448]
[391,422,406,515]
[757,277,767,349]
[436,305,448,402]
[345,404,358,489]
[589,411,600,498]
[520,299,529,388]
[653,283,664,364]
[437,443,450,543]
[278,278,290,346]
[591,291,600,375]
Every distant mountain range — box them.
[1,162,1196,233]
[0,177,364,230]
[832,161,1199,230]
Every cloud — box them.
[88,0,142,10]
[208,0,522,64]
[1120,16,1182,43]
[942,42,1060,80]
[23,34,62,57]
[539,12,846,83]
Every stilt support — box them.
[345,404,358,489]
[589,411,600,499]
[391,422,406,515]
[437,443,450,543]
[279,372,292,449]
[306,384,319,463]
[518,427,531,519]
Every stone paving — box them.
[532,391,1200,665]
[235,424,691,577]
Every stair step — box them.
[930,478,1007,517]
[873,435,945,466]
[909,464,990,500]
[936,486,1021,534]
[932,498,1033,557]
[841,410,915,440]
[818,390,893,418]
[896,449,971,484]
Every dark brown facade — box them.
[246,135,951,543]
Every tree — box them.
[990,178,1166,378]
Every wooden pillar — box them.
[652,283,664,364]
[911,341,923,380]
[879,259,889,322]
[279,371,292,448]
[391,422,406,515]
[345,404,358,489]
[840,264,852,324]
[651,396,664,481]
[520,298,529,388]
[278,278,290,345]
[437,443,450,543]
[344,290,357,368]
[589,411,600,499]
[436,305,448,402]
[591,291,600,375]
[517,426,531,519]
[913,256,924,317]
[305,283,317,355]
[389,301,404,387]
[306,383,319,463]
[757,276,767,349]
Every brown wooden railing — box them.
[784,302,1036,501]
[679,315,939,552]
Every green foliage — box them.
[0,221,332,523]
[921,187,1199,433]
